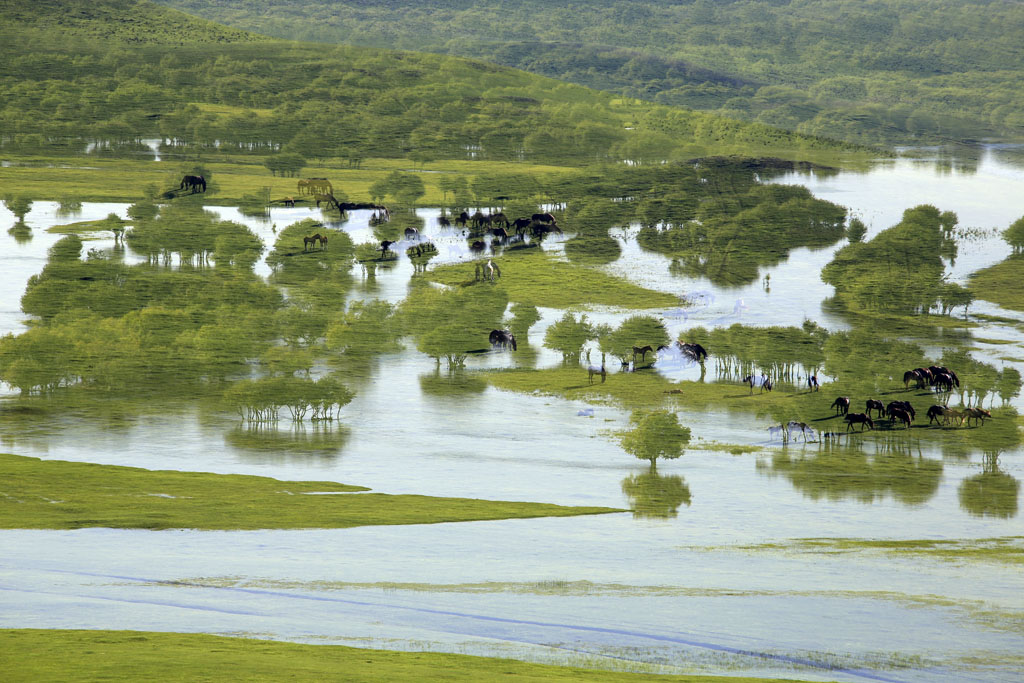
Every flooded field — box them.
[1,146,1022,682]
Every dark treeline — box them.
[159,0,1024,145]
[0,0,864,162]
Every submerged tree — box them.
[621,470,692,518]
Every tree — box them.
[381,171,426,206]
[1004,215,1024,253]
[263,153,307,177]
[846,217,867,243]
[620,411,691,469]
[543,312,595,361]
[604,316,670,364]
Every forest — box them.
[156,0,1024,145]
[0,0,861,165]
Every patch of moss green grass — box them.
[0,629,818,683]
[45,218,123,234]
[726,537,1024,566]
[483,367,1021,451]
[0,155,576,206]
[0,454,621,530]
[970,255,1024,313]
[427,250,678,309]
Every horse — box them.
[632,345,654,362]
[760,375,773,393]
[489,212,509,228]
[929,366,959,387]
[742,375,756,394]
[282,196,296,207]
[317,233,328,249]
[788,421,813,441]
[677,342,708,362]
[943,407,965,426]
[933,372,955,394]
[303,234,323,251]
[511,217,532,233]
[297,179,311,195]
[808,374,820,392]
[469,240,486,254]
[903,369,923,390]
[886,401,915,419]
[404,227,419,239]
[767,424,786,442]
[470,211,487,228]
[889,407,912,429]
[831,397,850,415]
[964,407,992,426]
[926,405,949,425]
[180,175,206,193]
[380,240,396,257]
[488,227,510,243]
[532,212,556,224]
[455,211,470,227]
[489,329,517,351]
[587,364,607,384]
[865,399,884,418]
[484,259,500,282]
[438,215,451,228]
[845,413,874,431]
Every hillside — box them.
[0,0,262,43]
[0,0,862,165]
[155,0,1024,145]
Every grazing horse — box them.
[933,372,955,394]
[489,329,517,351]
[532,212,556,224]
[404,227,419,239]
[808,374,820,392]
[788,421,813,441]
[964,407,992,426]
[303,234,323,251]
[760,375,773,393]
[455,211,470,227]
[489,227,510,243]
[484,259,500,282]
[297,179,311,195]
[469,240,486,254]
[742,375,756,394]
[889,407,912,429]
[438,215,451,228]
[767,424,787,442]
[927,405,949,425]
[511,217,532,233]
[845,413,874,431]
[886,400,915,419]
[380,240,396,257]
[632,345,654,362]
[903,369,924,389]
[865,399,884,418]
[470,211,487,228]
[677,342,708,362]
[180,174,206,193]
[831,397,850,415]
[587,363,607,384]
[929,366,959,387]
[489,212,509,228]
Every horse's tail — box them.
[510,334,517,351]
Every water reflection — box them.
[958,452,1020,518]
[225,423,348,460]
[621,469,692,518]
[759,448,943,506]
[418,368,487,398]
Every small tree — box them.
[543,312,595,361]
[846,217,867,243]
[1004,215,1024,253]
[620,410,691,470]
[264,153,307,178]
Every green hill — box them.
[0,0,262,43]
[0,0,862,165]
[154,0,1024,145]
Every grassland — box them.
[0,629,818,683]
[428,250,678,309]
[969,255,1024,313]
[0,454,622,530]
[0,156,577,206]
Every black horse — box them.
[180,175,206,193]
[865,399,884,418]
[926,405,949,425]
[489,329,517,351]
[511,217,532,233]
[845,413,874,431]
[677,342,708,362]
[455,211,470,227]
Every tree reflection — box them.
[621,469,692,519]
[225,423,348,460]
[759,448,942,506]
[959,452,1019,518]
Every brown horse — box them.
[964,407,992,426]
[865,399,884,418]
[889,407,912,429]
[303,234,324,251]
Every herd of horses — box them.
[438,211,562,246]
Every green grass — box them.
[0,454,622,530]
[0,155,576,206]
[725,537,1024,566]
[427,250,678,309]
[970,255,1024,312]
[0,629,819,682]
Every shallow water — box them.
[1,147,1022,680]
